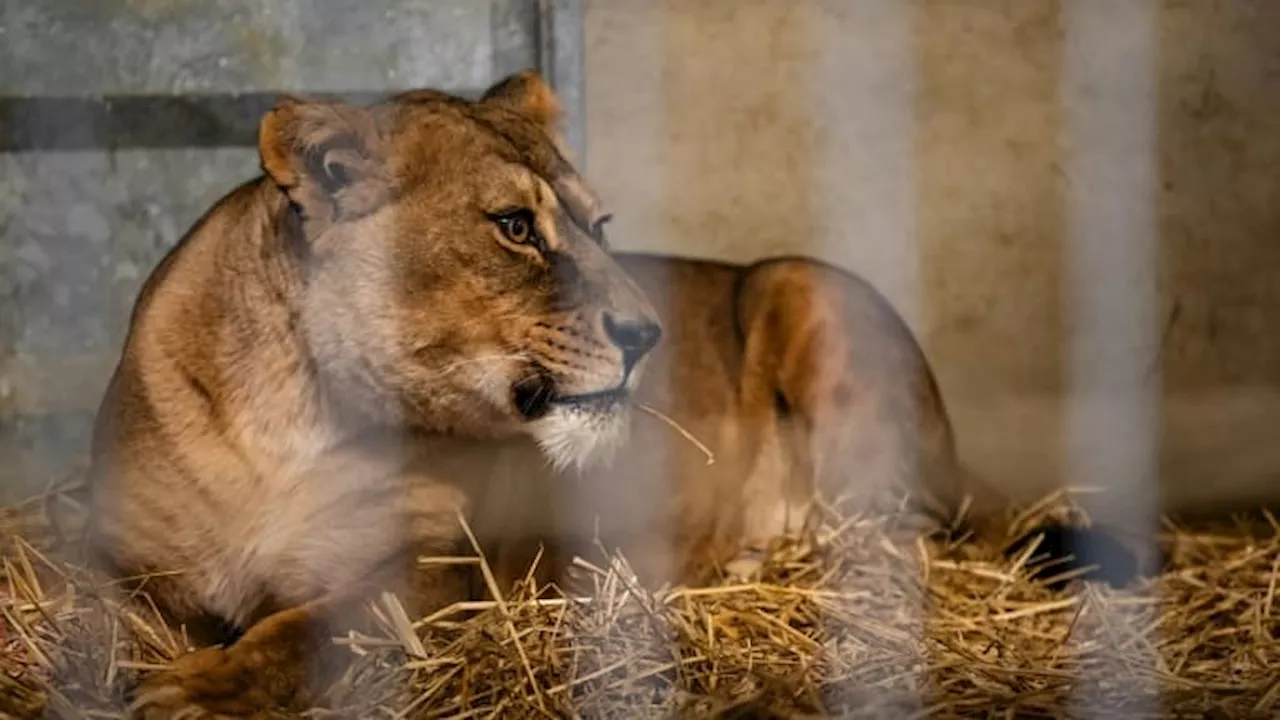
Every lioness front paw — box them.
[127,644,286,720]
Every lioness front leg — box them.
[128,479,473,719]
[128,596,338,719]
[128,548,473,719]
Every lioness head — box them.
[256,71,660,471]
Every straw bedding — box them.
[1,478,1277,719]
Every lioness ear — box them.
[258,96,388,220]
[480,70,563,134]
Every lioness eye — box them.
[492,210,536,246]
[505,216,529,243]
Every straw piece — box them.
[636,403,716,466]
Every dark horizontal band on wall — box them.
[0,90,483,152]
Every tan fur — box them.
[87,71,1006,717]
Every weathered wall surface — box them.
[584,0,1280,513]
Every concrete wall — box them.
[584,0,1280,515]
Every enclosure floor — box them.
[1,487,1276,719]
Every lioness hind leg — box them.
[734,257,1148,588]
[734,257,962,530]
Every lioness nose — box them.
[603,312,662,364]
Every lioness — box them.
[84,70,1110,717]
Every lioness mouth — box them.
[512,374,629,420]
[552,387,629,409]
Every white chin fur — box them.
[531,405,632,474]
